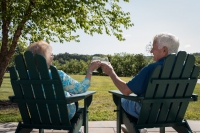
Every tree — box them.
[7,42,28,67]
[0,0,133,87]
[145,41,152,55]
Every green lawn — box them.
[0,73,200,122]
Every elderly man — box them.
[101,33,189,133]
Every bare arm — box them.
[85,60,101,80]
[101,63,132,95]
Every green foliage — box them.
[145,41,153,56]
[185,84,200,120]
[9,51,200,77]
[54,52,92,64]
[0,0,133,87]
[52,53,148,76]
[109,53,148,77]
[194,54,200,78]
[8,42,28,67]
[0,0,133,44]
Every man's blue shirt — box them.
[126,57,166,96]
[122,57,167,118]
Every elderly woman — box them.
[26,41,100,133]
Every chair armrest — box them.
[109,90,144,103]
[65,91,96,103]
[8,91,96,104]
[109,90,198,102]
[191,94,198,101]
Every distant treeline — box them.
[53,52,151,77]
[53,52,104,64]
[8,52,200,78]
[53,52,200,78]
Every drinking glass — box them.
[91,56,101,73]
[100,57,109,64]
[101,57,109,73]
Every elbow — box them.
[81,89,87,93]
[121,88,132,96]
[119,85,132,96]
[122,92,130,96]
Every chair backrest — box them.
[138,51,199,124]
[10,51,72,126]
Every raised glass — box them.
[91,56,101,73]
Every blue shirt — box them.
[50,70,90,119]
[122,57,166,118]
[126,57,166,96]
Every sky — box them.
[51,0,200,55]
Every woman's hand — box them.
[85,60,101,80]
[88,60,101,72]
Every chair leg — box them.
[114,95,122,133]
[160,127,165,133]
[15,122,22,133]
[116,106,122,133]
[39,129,44,133]
[19,128,33,133]
[15,122,33,133]
[172,120,193,133]
[184,120,193,133]
[84,95,93,133]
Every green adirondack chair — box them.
[9,51,96,133]
[109,51,199,133]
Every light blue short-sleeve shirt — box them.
[50,70,90,119]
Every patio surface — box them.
[0,120,200,133]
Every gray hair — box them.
[154,33,179,54]
[26,40,52,59]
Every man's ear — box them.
[163,46,168,55]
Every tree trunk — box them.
[0,0,36,87]
[0,1,32,87]
[0,52,11,87]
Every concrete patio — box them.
[0,120,199,133]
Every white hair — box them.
[154,33,179,54]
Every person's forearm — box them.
[85,70,93,80]
[109,71,132,95]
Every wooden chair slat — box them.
[9,67,31,124]
[34,54,61,125]
[138,66,161,123]
[148,55,175,123]
[50,66,70,125]
[181,55,195,78]
[170,51,187,78]
[24,51,51,124]
[144,66,162,98]
[36,54,55,99]
[15,54,41,124]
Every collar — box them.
[157,56,167,62]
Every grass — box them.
[0,73,200,122]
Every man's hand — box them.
[101,62,114,76]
